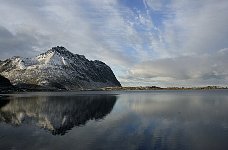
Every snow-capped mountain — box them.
[0,46,121,90]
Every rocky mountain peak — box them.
[37,46,86,64]
[49,46,70,55]
[38,46,71,58]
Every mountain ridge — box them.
[0,46,121,90]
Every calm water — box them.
[0,90,228,150]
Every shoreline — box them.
[1,86,228,94]
[98,86,228,91]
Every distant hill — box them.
[0,46,121,90]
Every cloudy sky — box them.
[0,0,228,87]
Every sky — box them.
[0,0,228,87]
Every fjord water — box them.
[0,90,228,150]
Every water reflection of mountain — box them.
[0,95,117,135]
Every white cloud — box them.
[149,0,228,57]
[143,0,165,11]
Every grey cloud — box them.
[123,49,228,86]
[0,26,42,60]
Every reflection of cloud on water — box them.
[118,92,228,150]
[127,93,228,123]
[0,95,117,135]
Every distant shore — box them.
[1,85,228,94]
[98,86,228,91]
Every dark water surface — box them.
[0,90,228,150]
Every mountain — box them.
[0,95,117,135]
[0,46,121,90]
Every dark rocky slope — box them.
[0,75,15,93]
